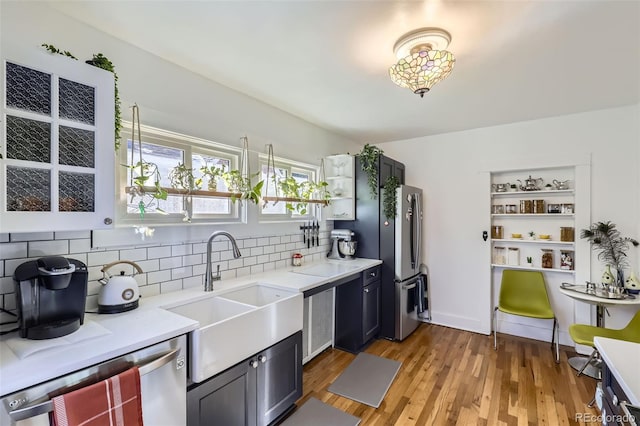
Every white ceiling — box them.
[50,1,640,144]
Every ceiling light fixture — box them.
[389,27,456,98]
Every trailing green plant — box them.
[200,163,227,191]
[356,144,383,199]
[581,221,639,285]
[382,175,400,220]
[277,177,330,215]
[41,44,122,151]
[222,170,264,204]
[124,160,168,217]
[169,163,202,192]
[41,43,77,59]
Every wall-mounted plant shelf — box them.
[262,196,329,206]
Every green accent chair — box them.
[569,309,640,376]
[494,270,559,363]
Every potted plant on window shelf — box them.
[580,221,639,288]
[200,163,226,192]
[276,177,330,216]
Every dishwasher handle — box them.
[8,348,180,422]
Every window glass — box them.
[192,153,232,215]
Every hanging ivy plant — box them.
[382,175,400,220]
[41,44,122,151]
[356,144,384,199]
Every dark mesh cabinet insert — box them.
[6,167,51,211]
[59,126,95,167]
[59,78,95,125]
[59,172,95,212]
[5,116,51,163]
[6,62,51,115]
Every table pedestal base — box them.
[568,356,601,380]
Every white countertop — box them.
[0,258,381,396]
[594,337,640,405]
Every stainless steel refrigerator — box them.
[394,185,425,340]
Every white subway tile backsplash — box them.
[160,257,182,270]
[69,238,92,254]
[147,246,171,259]
[87,251,120,267]
[55,231,91,240]
[0,229,331,312]
[11,232,54,242]
[140,284,160,298]
[161,280,183,293]
[171,245,192,257]
[148,270,172,284]
[29,240,69,257]
[171,266,193,280]
[0,242,28,259]
[119,248,147,261]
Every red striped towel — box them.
[52,367,143,426]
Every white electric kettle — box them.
[98,260,142,314]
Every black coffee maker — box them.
[13,256,88,339]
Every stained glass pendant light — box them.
[389,27,456,97]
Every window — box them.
[259,154,319,221]
[117,124,242,224]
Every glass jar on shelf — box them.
[541,249,554,269]
[493,247,506,265]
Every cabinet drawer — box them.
[363,266,381,285]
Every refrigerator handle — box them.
[415,192,422,269]
[409,194,416,269]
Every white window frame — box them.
[116,122,244,226]
[258,153,320,222]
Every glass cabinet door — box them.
[1,49,114,233]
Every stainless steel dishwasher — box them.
[1,335,187,426]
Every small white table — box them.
[559,284,640,379]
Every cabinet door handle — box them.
[258,355,267,363]
[250,360,258,369]
[369,272,377,277]
[364,288,369,293]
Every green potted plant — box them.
[580,221,639,286]
[200,163,226,191]
[124,160,168,217]
[222,170,264,204]
[276,177,329,215]
[382,175,400,220]
[526,256,533,267]
[528,231,536,240]
[356,144,383,199]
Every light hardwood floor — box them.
[297,323,600,425]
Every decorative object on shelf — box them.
[541,249,554,268]
[533,199,545,214]
[517,175,544,191]
[493,247,506,265]
[560,227,575,242]
[561,203,574,214]
[382,175,400,220]
[492,205,505,214]
[625,271,640,294]
[547,203,561,214]
[388,27,455,97]
[526,256,533,267]
[505,204,517,214]
[544,183,553,191]
[507,247,520,265]
[560,250,574,270]
[519,200,533,214]
[528,231,536,240]
[491,226,504,240]
[580,221,639,287]
[491,183,510,192]
[41,45,122,150]
[538,234,551,240]
[356,144,384,199]
[552,179,571,190]
[511,233,522,239]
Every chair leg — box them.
[587,395,596,408]
[551,317,559,364]
[576,349,598,377]
[493,307,498,350]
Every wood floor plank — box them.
[291,324,599,425]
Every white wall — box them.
[380,105,640,341]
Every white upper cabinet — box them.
[1,48,115,233]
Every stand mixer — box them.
[327,229,357,260]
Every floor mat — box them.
[280,398,361,426]
[327,352,401,408]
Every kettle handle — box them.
[101,260,143,275]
